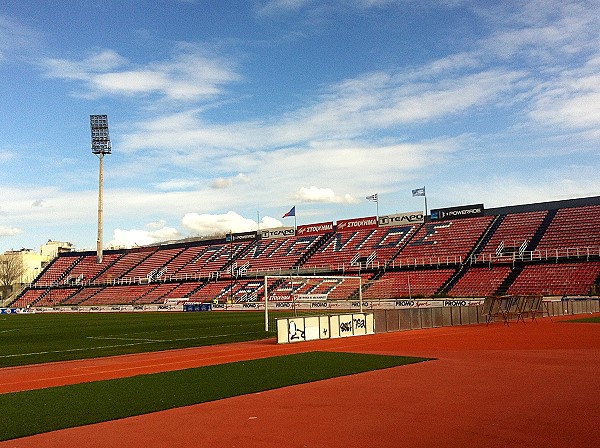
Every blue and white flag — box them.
[282,206,295,218]
[412,187,425,197]
[366,193,378,202]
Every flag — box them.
[412,187,425,197]
[282,206,295,218]
[366,193,378,202]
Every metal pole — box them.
[359,276,363,313]
[264,275,269,331]
[90,115,110,264]
[97,153,104,263]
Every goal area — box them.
[263,275,363,331]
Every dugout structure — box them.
[263,275,363,331]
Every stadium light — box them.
[90,115,111,263]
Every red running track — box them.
[2,315,600,447]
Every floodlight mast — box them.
[90,115,111,264]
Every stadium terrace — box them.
[8,195,600,311]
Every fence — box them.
[373,297,600,332]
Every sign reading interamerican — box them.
[378,211,424,227]
[430,204,484,221]
[260,226,295,239]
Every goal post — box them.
[264,274,363,332]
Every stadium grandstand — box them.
[10,196,600,308]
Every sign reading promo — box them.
[430,204,484,221]
[260,226,295,239]
[378,211,424,227]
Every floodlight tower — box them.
[90,115,111,263]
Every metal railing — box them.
[24,245,600,290]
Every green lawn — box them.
[0,351,430,441]
[0,312,272,368]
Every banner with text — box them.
[227,231,257,242]
[378,211,424,227]
[260,226,295,239]
[430,204,484,221]
[296,221,334,236]
[336,216,378,231]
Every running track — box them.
[2,315,600,447]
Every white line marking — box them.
[0,331,263,360]
[87,336,169,343]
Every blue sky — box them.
[1,0,599,252]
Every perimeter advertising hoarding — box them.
[296,221,334,236]
[260,226,295,240]
[378,211,424,227]
[336,216,378,231]
[430,204,484,221]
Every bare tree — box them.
[0,252,26,300]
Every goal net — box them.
[263,275,363,332]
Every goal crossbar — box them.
[263,275,363,331]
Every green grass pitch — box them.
[0,351,430,441]
[0,311,272,368]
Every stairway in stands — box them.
[492,209,557,296]
[293,232,335,270]
[438,215,504,295]
[525,209,557,251]
[493,265,524,296]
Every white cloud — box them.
[0,150,15,162]
[210,173,251,189]
[529,61,600,130]
[261,216,285,229]
[247,138,458,195]
[146,220,168,230]
[0,16,40,61]
[294,186,358,204]
[154,179,202,191]
[305,69,526,130]
[108,224,180,249]
[211,178,233,189]
[181,211,281,235]
[119,66,525,159]
[0,226,23,237]
[255,0,314,16]
[41,47,239,102]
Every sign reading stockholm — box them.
[378,211,424,227]
[430,204,484,221]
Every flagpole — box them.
[423,186,428,219]
[366,194,378,218]
[282,206,296,229]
